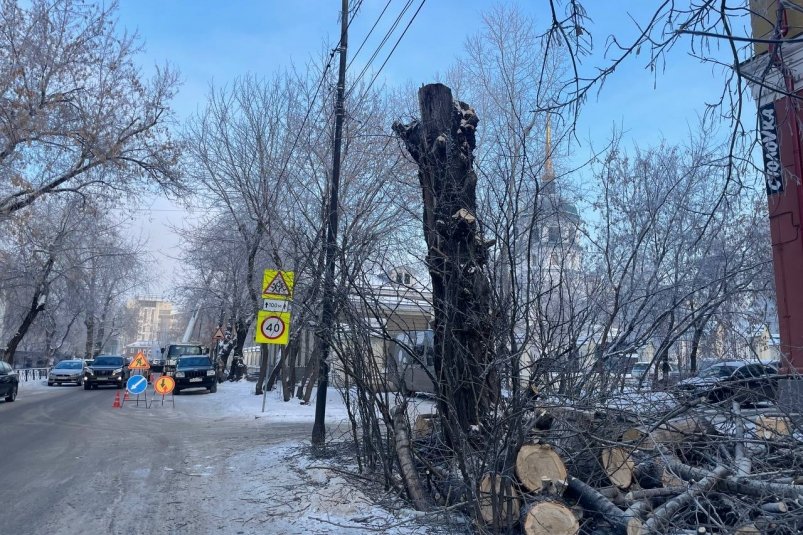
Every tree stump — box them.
[478,472,521,526]
[392,83,495,433]
[754,415,790,440]
[601,447,636,490]
[516,443,568,492]
[520,499,579,535]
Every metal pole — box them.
[311,0,349,447]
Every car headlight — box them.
[48,372,55,378]
[175,371,185,378]
[206,370,215,376]
[112,368,122,375]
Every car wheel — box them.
[117,382,123,389]
[92,384,98,390]
[77,380,83,387]
[5,385,17,402]
[209,382,217,393]
[47,381,53,386]
[83,383,91,390]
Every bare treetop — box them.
[0,0,183,217]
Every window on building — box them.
[548,226,561,243]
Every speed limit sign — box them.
[260,315,285,339]
[255,311,290,345]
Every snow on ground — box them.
[14,373,448,534]
[222,441,459,535]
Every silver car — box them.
[47,359,85,386]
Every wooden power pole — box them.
[311,0,349,446]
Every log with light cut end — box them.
[413,413,435,436]
[516,443,568,492]
[602,447,636,489]
[734,525,760,535]
[521,500,579,535]
[621,415,715,450]
[478,472,521,526]
[754,415,791,440]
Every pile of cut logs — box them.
[413,401,802,534]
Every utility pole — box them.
[311,0,348,446]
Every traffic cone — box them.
[112,392,122,409]
[124,390,131,401]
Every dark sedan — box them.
[675,360,778,404]
[83,355,130,389]
[0,361,18,402]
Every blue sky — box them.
[113,1,756,294]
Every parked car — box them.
[245,366,260,382]
[47,359,85,386]
[625,362,679,385]
[83,355,129,389]
[0,361,19,402]
[386,330,436,395]
[675,360,778,404]
[173,355,217,394]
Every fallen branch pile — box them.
[404,398,803,534]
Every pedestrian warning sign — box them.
[128,350,151,370]
[212,327,225,340]
[262,270,294,301]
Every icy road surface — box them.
[0,379,441,534]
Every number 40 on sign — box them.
[254,311,290,345]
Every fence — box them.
[14,368,49,382]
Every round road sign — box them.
[154,375,175,395]
[126,375,148,395]
[259,315,285,340]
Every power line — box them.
[347,0,393,71]
[347,0,415,93]
[272,3,364,186]
[349,0,427,102]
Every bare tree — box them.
[0,0,182,217]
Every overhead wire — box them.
[347,0,427,104]
[347,0,415,93]
[347,0,394,71]
[272,1,365,187]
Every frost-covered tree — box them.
[0,0,182,217]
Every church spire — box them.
[543,113,556,192]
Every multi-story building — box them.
[125,298,177,346]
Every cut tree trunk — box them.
[393,404,431,512]
[478,472,521,527]
[515,443,568,492]
[392,83,496,433]
[520,498,579,535]
[754,416,791,440]
[601,447,636,490]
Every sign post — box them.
[153,375,175,408]
[127,351,151,407]
[257,269,294,412]
[126,375,148,407]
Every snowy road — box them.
[0,380,443,535]
[0,380,353,535]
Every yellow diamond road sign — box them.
[262,270,294,301]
